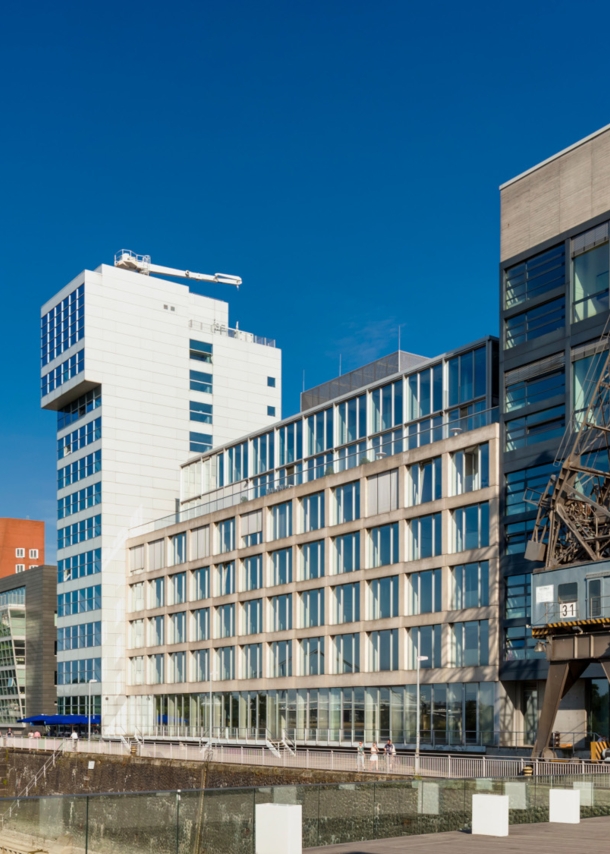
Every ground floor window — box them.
[133,682,497,746]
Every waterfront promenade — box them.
[306,815,610,852]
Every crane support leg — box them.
[532,660,588,758]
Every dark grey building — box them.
[0,565,57,727]
[499,123,610,742]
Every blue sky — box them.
[2,0,610,556]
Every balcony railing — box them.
[189,319,276,348]
[131,406,498,537]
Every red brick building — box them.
[0,520,45,577]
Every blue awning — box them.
[17,714,100,725]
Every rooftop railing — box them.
[131,406,499,537]
[189,319,276,348]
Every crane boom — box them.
[114,249,242,287]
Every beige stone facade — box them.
[124,422,500,745]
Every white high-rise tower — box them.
[41,253,281,732]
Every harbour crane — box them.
[114,249,242,288]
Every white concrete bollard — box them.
[418,781,440,815]
[255,803,302,854]
[471,794,509,837]
[549,788,580,824]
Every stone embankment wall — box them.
[0,748,398,798]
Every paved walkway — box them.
[305,815,610,852]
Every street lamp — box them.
[415,655,428,774]
[88,679,98,742]
[208,668,219,745]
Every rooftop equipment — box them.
[114,249,242,288]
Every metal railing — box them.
[4,735,610,779]
[189,319,276,348]
[134,407,499,536]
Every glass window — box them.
[505,405,565,451]
[150,653,165,684]
[271,548,292,585]
[505,573,531,619]
[302,540,324,580]
[267,406,276,416]
[407,364,443,420]
[453,562,489,609]
[369,575,399,619]
[241,510,262,547]
[169,572,186,605]
[409,569,442,615]
[271,502,292,540]
[190,432,212,453]
[149,615,164,646]
[217,519,235,554]
[505,297,565,349]
[244,598,263,635]
[191,525,210,560]
[189,339,213,363]
[150,577,165,609]
[505,518,536,555]
[504,625,544,661]
[218,562,235,595]
[334,582,360,624]
[271,594,292,631]
[301,637,324,676]
[334,532,360,574]
[369,629,399,671]
[574,243,609,321]
[216,603,235,638]
[337,395,367,444]
[278,420,303,465]
[370,523,399,567]
[271,640,292,677]
[303,492,325,532]
[453,503,489,552]
[452,620,489,666]
[218,646,235,680]
[573,351,606,422]
[192,648,208,682]
[243,643,263,679]
[505,244,565,308]
[252,431,274,475]
[301,588,324,628]
[505,369,564,412]
[169,612,186,644]
[169,533,186,566]
[335,481,360,523]
[408,625,442,668]
[367,469,399,515]
[224,442,248,484]
[409,514,442,559]
[334,633,360,674]
[408,457,442,505]
[130,582,144,612]
[448,347,486,406]
[505,463,555,516]
[371,381,403,433]
[267,376,276,387]
[192,567,209,601]
[306,408,334,456]
[452,444,489,494]
[192,608,209,641]
[244,555,262,591]
[189,370,212,393]
[190,401,212,424]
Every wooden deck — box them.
[305,815,610,852]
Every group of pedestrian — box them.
[356,739,396,771]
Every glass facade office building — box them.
[125,338,502,747]
[499,125,610,742]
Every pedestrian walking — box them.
[356,741,365,770]
[71,730,79,751]
[384,739,395,772]
[370,742,379,769]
